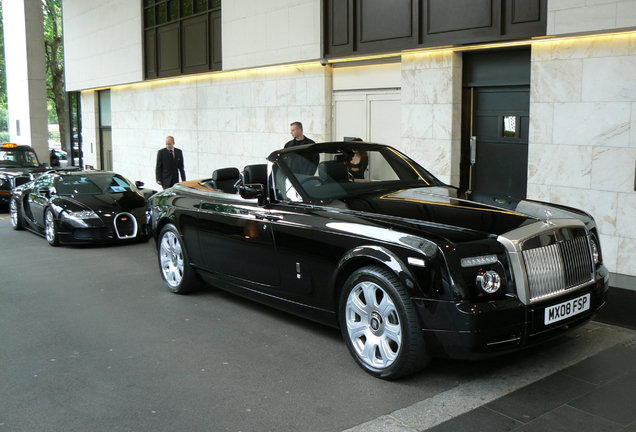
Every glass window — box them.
[195,0,207,12]
[99,90,111,127]
[145,8,155,27]
[169,0,179,20]
[157,3,167,24]
[503,116,517,137]
[183,0,193,16]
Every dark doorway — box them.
[461,49,531,198]
[98,90,112,171]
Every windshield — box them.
[0,149,40,167]
[273,144,442,202]
[54,174,134,195]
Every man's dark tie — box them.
[169,149,174,158]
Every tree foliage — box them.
[43,0,66,147]
[0,3,7,132]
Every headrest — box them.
[243,164,268,184]
[212,167,240,181]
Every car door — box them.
[196,193,281,287]
[27,175,54,227]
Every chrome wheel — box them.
[344,281,402,370]
[159,230,184,288]
[10,198,23,230]
[45,209,59,246]
[339,266,429,379]
[157,224,200,294]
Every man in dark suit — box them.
[155,136,186,189]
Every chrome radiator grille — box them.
[522,235,593,302]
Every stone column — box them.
[2,0,49,159]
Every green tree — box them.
[43,0,65,148]
[0,3,8,132]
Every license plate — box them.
[544,293,590,325]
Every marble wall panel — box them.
[582,56,636,102]
[616,192,636,238]
[552,102,631,147]
[617,0,636,27]
[528,144,592,188]
[223,0,321,70]
[402,104,433,139]
[617,237,636,274]
[550,3,618,35]
[549,185,618,236]
[531,60,583,102]
[591,147,636,191]
[529,103,554,144]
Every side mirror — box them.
[39,187,53,198]
[135,181,145,189]
[239,183,265,205]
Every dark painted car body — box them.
[149,142,608,378]
[11,170,156,245]
[0,143,49,204]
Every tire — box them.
[339,265,430,379]
[158,224,200,294]
[44,208,60,246]
[10,198,24,230]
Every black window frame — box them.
[143,0,222,80]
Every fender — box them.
[336,244,430,298]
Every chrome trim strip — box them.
[114,212,138,239]
[486,336,522,346]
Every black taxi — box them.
[0,143,48,205]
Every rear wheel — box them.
[158,224,200,294]
[45,208,60,246]
[339,265,430,379]
[10,198,24,230]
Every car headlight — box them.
[476,270,502,294]
[60,209,100,228]
[590,237,600,265]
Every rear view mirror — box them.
[135,181,145,189]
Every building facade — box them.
[60,0,636,281]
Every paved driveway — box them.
[0,212,632,432]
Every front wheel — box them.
[10,198,24,230]
[45,208,60,246]
[158,224,200,294]
[339,266,430,379]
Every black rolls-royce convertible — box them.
[11,170,155,246]
[149,142,608,379]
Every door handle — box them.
[254,212,283,222]
[470,136,477,165]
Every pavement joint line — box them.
[343,322,636,432]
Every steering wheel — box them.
[299,176,325,188]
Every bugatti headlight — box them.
[60,209,100,228]
[476,270,502,294]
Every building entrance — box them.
[462,49,531,198]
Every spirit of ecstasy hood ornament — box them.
[544,210,554,226]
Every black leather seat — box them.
[318,160,350,183]
[211,167,240,193]
[243,164,267,185]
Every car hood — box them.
[337,186,591,241]
[55,192,147,217]
[0,166,48,176]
